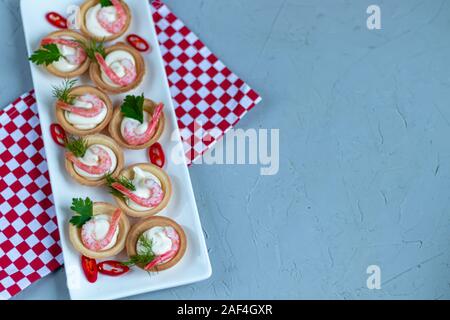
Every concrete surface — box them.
[2,0,450,299]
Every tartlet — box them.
[65,134,124,187]
[108,163,172,218]
[125,216,186,271]
[89,42,145,94]
[54,83,113,136]
[69,202,130,259]
[30,30,90,78]
[108,98,165,150]
[79,0,131,42]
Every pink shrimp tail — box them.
[123,103,164,146]
[148,103,164,137]
[81,208,122,251]
[41,38,78,48]
[96,0,127,34]
[111,180,164,208]
[95,52,136,86]
[41,38,87,65]
[56,95,104,117]
[65,147,112,175]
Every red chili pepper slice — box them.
[50,123,67,147]
[148,142,165,168]
[81,256,98,283]
[46,12,67,29]
[97,261,130,277]
[126,34,151,52]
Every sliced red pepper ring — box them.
[126,34,151,52]
[50,123,67,147]
[46,12,67,29]
[148,142,165,168]
[81,255,98,283]
[97,260,130,277]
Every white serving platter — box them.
[20,0,211,300]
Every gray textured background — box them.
[2,0,450,299]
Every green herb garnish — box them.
[105,173,136,200]
[122,235,155,266]
[70,197,93,228]
[77,39,106,60]
[100,0,113,7]
[52,79,77,104]
[120,94,145,123]
[29,44,62,66]
[65,136,88,158]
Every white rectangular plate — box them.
[20,0,211,300]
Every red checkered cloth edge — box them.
[0,0,261,299]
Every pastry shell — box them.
[89,42,145,94]
[65,134,124,187]
[112,163,172,218]
[55,85,113,136]
[125,216,186,271]
[40,30,91,78]
[79,0,131,42]
[69,202,130,259]
[108,98,165,150]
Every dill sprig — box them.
[77,39,106,60]
[122,234,155,267]
[65,136,88,158]
[52,79,77,104]
[105,173,136,200]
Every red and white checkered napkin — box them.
[0,1,261,299]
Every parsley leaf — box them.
[65,136,88,158]
[69,197,93,228]
[120,94,145,123]
[100,0,113,7]
[29,44,62,66]
[122,235,155,267]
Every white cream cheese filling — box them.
[85,3,116,38]
[137,226,172,256]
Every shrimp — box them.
[81,208,122,251]
[96,0,127,34]
[144,227,180,270]
[65,146,112,175]
[56,94,105,118]
[95,52,136,86]
[41,38,87,65]
[122,103,164,146]
[111,178,164,208]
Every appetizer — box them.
[29,30,90,78]
[88,41,145,93]
[69,198,130,259]
[53,79,113,136]
[108,94,165,149]
[106,163,171,218]
[64,135,124,187]
[80,0,131,42]
[125,216,186,271]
